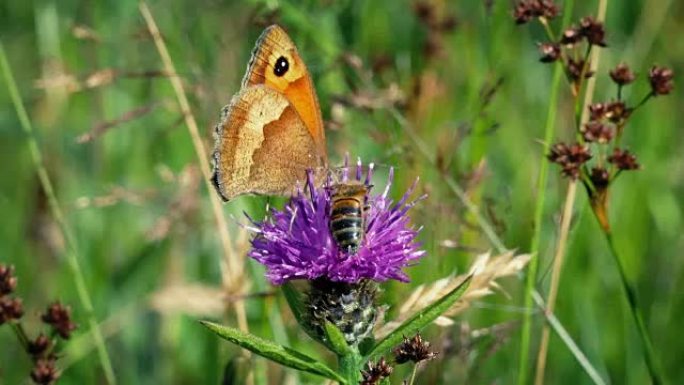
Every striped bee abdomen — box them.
[329,184,369,254]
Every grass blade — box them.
[532,292,607,385]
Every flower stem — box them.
[517,59,565,385]
[339,350,362,384]
[11,322,30,351]
[602,230,665,385]
[408,364,419,385]
[534,181,577,385]
[0,41,116,385]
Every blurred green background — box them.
[1,0,682,384]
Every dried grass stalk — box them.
[376,251,530,338]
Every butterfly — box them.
[211,25,328,201]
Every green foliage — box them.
[201,321,346,383]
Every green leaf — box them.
[365,275,472,359]
[201,321,346,384]
[323,321,352,357]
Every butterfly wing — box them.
[241,25,327,161]
[212,85,324,201]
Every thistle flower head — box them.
[249,159,426,285]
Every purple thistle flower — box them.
[249,159,426,285]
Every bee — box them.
[329,183,371,254]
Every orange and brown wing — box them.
[211,85,324,201]
[241,24,327,161]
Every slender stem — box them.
[11,322,31,351]
[540,18,557,42]
[0,41,117,384]
[339,351,362,384]
[632,91,654,112]
[408,364,419,385]
[532,292,607,385]
[516,4,575,382]
[603,231,665,385]
[138,1,249,334]
[528,0,608,383]
[534,181,577,385]
[517,60,565,385]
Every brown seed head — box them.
[360,357,393,385]
[513,1,535,24]
[609,63,636,86]
[579,16,607,47]
[538,0,560,19]
[28,333,52,358]
[648,65,674,96]
[30,358,60,385]
[438,15,459,32]
[538,42,561,63]
[588,102,607,121]
[547,143,570,164]
[590,167,611,189]
[567,58,594,82]
[605,101,630,124]
[0,264,18,296]
[0,297,24,324]
[560,26,582,45]
[413,1,435,25]
[608,148,640,171]
[513,1,559,24]
[393,334,438,364]
[41,302,77,339]
[548,143,592,179]
[583,121,613,144]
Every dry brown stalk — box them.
[376,251,531,338]
[534,2,609,383]
[76,103,163,143]
[138,2,249,335]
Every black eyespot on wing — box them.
[274,56,289,77]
